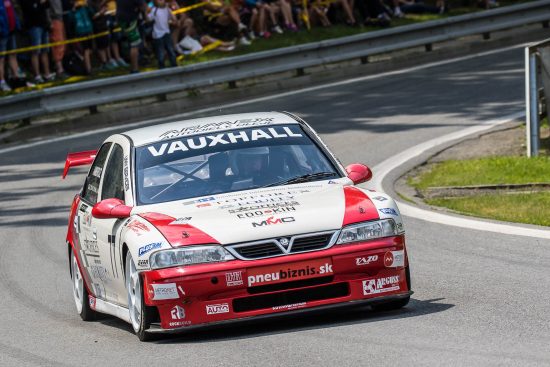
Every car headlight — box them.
[149,245,235,269]
[336,219,398,245]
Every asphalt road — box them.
[1,42,549,366]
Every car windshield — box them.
[135,124,340,205]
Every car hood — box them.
[133,180,384,246]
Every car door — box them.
[92,143,128,305]
[77,142,112,301]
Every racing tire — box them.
[125,252,154,342]
[371,265,411,312]
[70,247,97,321]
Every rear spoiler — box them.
[62,150,97,179]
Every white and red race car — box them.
[64,112,411,341]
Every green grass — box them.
[427,192,550,226]
[409,156,550,190]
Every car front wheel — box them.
[125,251,153,341]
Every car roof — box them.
[123,111,301,147]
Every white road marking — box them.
[370,111,550,239]
[0,42,528,155]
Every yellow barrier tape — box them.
[172,1,210,15]
[0,28,122,57]
[176,39,222,62]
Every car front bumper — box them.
[141,235,410,331]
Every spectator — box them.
[102,0,128,66]
[67,0,94,74]
[91,0,118,70]
[0,0,21,91]
[147,0,176,68]
[20,0,55,83]
[116,0,147,73]
[50,0,68,78]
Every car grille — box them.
[227,231,338,260]
[233,282,350,313]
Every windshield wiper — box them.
[262,172,337,188]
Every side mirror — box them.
[92,198,132,219]
[345,163,373,185]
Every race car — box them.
[63,111,412,341]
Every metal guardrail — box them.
[2,0,550,124]
[525,37,550,157]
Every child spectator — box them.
[116,0,147,73]
[147,0,177,68]
[20,0,55,83]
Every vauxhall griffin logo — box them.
[251,216,295,228]
[279,238,290,249]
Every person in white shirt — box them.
[147,0,177,68]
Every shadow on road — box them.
[97,297,454,343]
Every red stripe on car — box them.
[139,212,220,247]
[342,186,379,226]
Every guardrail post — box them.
[296,68,305,77]
[483,32,491,40]
[89,106,98,114]
[526,47,540,157]
[425,44,432,52]
[228,81,237,89]
[543,20,549,28]
[360,56,369,64]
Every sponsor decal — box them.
[196,203,211,208]
[139,242,162,256]
[92,166,103,178]
[93,259,102,265]
[225,271,243,287]
[171,305,185,320]
[178,286,186,296]
[93,283,105,298]
[371,196,388,201]
[272,302,307,311]
[123,156,130,191]
[248,258,333,287]
[206,303,230,315]
[384,250,405,268]
[182,197,216,206]
[169,320,192,327]
[252,216,295,228]
[356,255,378,266]
[151,283,179,300]
[127,220,150,235]
[148,126,303,157]
[327,180,339,184]
[228,201,299,213]
[87,183,98,193]
[169,217,192,225]
[279,238,289,248]
[362,276,400,295]
[83,238,99,253]
[379,208,398,216]
[88,295,96,310]
[397,223,404,232]
[237,206,296,219]
[90,266,109,282]
[137,259,149,267]
[158,117,275,140]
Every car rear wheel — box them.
[70,247,96,321]
[371,265,411,312]
[125,251,153,341]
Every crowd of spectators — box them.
[0,0,499,92]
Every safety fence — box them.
[1,0,550,124]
